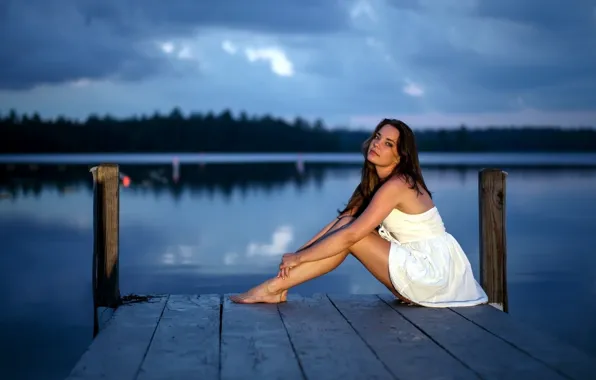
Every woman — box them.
[230,118,488,307]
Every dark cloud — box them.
[474,0,595,32]
[1,0,595,119]
[80,0,353,36]
[0,0,353,90]
[0,0,168,90]
[410,49,596,112]
[473,0,596,83]
[411,42,594,90]
[0,32,167,91]
[398,0,596,112]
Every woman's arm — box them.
[277,210,356,278]
[288,178,404,265]
[295,209,356,253]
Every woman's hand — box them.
[277,253,301,279]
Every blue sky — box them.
[1,0,595,129]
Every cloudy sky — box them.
[1,0,595,129]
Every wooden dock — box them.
[66,293,596,380]
[64,164,596,379]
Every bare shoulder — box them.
[388,174,430,196]
[388,174,435,212]
[372,176,408,203]
[383,175,411,192]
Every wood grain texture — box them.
[330,294,480,380]
[66,296,167,380]
[279,293,394,380]
[478,168,508,312]
[453,305,596,380]
[220,295,303,380]
[380,295,564,380]
[67,294,596,379]
[136,294,221,380]
[92,163,120,310]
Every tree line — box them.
[1,108,595,153]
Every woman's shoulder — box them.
[383,174,411,190]
[382,175,431,204]
[373,176,410,202]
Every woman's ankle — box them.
[266,277,285,293]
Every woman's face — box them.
[366,124,399,166]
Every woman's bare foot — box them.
[229,279,288,304]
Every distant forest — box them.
[1,108,595,153]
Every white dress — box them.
[378,207,488,307]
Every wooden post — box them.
[478,168,508,312]
[91,164,121,315]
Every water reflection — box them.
[0,160,339,201]
[1,161,596,380]
[3,160,596,199]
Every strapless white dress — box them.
[378,207,488,307]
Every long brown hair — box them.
[338,118,432,218]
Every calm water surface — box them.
[1,153,596,379]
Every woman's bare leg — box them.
[230,217,353,303]
[230,218,412,303]
[270,229,409,301]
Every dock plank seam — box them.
[276,303,308,380]
[449,308,574,380]
[132,294,170,380]
[377,295,484,379]
[326,294,399,380]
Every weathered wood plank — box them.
[68,294,596,380]
[221,294,303,380]
[379,295,565,380]
[328,294,480,380]
[478,168,508,312]
[136,294,221,380]
[279,293,394,380]
[453,305,596,380]
[66,296,167,380]
[91,163,121,309]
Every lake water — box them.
[1,153,596,380]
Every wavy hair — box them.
[338,118,432,217]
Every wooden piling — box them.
[478,168,508,312]
[90,163,121,336]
